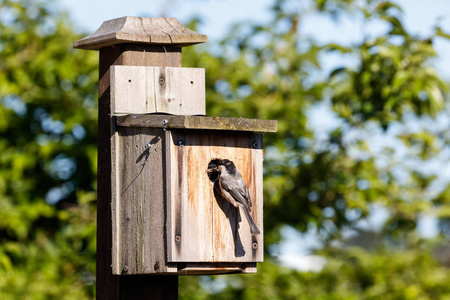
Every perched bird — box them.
[207,159,260,235]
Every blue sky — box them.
[63,0,450,82]
[62,0,272,39]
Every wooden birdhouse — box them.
[74,17,277,278]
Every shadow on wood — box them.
[212,180,246,257]
[121,134,161,197]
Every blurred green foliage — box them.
[0,0,98,298]
[1,0,450,299]
[180,243,450,300]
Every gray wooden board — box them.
[111,66,205,115]
[166,130,264,263]
[116,114,278,133]
[112,127,170,275]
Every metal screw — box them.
[175,235,181,244]
[252,242,258,250]
[159,77,165,86]
[252,141,259,149]
[154,262,160,271]
[178,139,184,147]
[122,265,128,274]
[163,119,168,126]
[145,143,152,149]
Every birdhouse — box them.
[74,17,277,277]
[112,114,276,275]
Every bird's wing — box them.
[220,173,252,208]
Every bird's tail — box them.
[241,205,260,235]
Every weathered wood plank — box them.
[111,66,156,114]
[252,134,264,260]
[111,121,120,275]
[118,44,182,68]
[111,66,205,115]
[73,17,207,50]
[116,114,278,133]
[112,127,169,275]
[166,131,215,262]
[97,43,120,300]
[155,67,205,115]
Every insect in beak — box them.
[206,167,217,173]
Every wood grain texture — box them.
[116,114,278,133]
[97,43,120,300]
[102,44,182,68]
[111,66,205,115]
[166,131,214,262]
[73,17,207,50]
[166,130,264,263]
[112,127,168,275]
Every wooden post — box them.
[73,17,207,299]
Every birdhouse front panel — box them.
[166,130,264,263]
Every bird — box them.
[207,159,260,235]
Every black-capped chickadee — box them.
[207,159,260,235]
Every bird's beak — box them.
[207,167,218,174]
